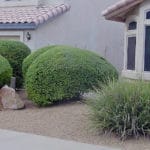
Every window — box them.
[127,36,136,70]
[128,21,137,30]
[126,19,137,70]
[146,11,150,19]
[144,26,150,71]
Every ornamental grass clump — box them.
[0,40,31,88]
[25,45,118,106]
[89,80,150,140]
[0,55,12,88]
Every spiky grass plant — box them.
[89,80,150,140]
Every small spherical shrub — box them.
[22,45,56,77]
[0,55,12,88]
[25,45,118,106]
[0,40,31,88]
[89,80,150,140]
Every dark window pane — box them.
[146,11,150,19]
[127,37,136,70]
[144,26,150,71]
[128,22,137,30]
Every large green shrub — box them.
[25,45,118,106]
[89,80,150,140]
[0,55,12,88]
[0,40,31,88]
[22,45,56,77]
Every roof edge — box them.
[0,3,71,30]
[33,3,71,26]
[35,3,71,27]
[0,23,37,30]
[102,0,144,22]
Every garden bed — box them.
[0,91,149,150]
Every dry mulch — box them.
[0,90,149,150]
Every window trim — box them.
[143,10,150,72]
[0,31,23,42]
[143,25,150,73]
[124,16,138,71]
[122,7,150,80]
[128,21,137,30]
[145,9,150,20]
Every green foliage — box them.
[89,80,150,140]
[25,45,118,106]
[0,40,31,88]
[22,45,56,77]
[0,55,12,88]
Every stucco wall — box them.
[23,30,36,50]
[122,0,150,80]
[33,0,124,71]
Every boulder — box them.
[0,98,3,111]
[0,85,25,110]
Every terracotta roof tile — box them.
[0,4,70,25]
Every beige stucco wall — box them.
[0,0,124,71]
[23,30,36,50]
[33,0,124,71]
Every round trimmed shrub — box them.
[25,46,118,106]
[0,55,12,88]
[0,40,31,88]
[22,45,56,77]
[89,80,150,140]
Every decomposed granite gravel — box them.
[0,91,149,150]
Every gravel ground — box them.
[0,91,149,150]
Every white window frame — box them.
[124,16,138,70]
[139,8,150,80]
[143,9,150,72]
[122,3,150,80]
[122,15,139,79]
[0,31,23,41]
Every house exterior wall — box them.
[33,0,124,71]
[0,0,124,71]
[23,30,36,50]
[122,0,150,80]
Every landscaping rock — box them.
[0,85,25,110]
[0,98,3,111]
